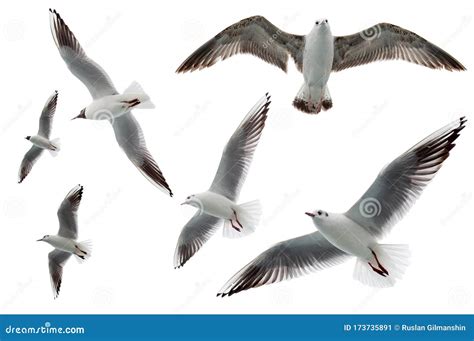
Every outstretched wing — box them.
[18,146,43,183]
[174,213,223,268]
[345,117,466,238]
[48,250,71,299]
[209,93,270,201]
[218,231,349,297]
[112,113,173,196]
[333,23,466,72]
[38,91,58,138]
[177,16,304,73]
[49,9,117,99]
[57,184,84,239]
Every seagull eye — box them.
[317,210,322,215]
[325,19,328,23]
[186,196,191,200]
[315,21,319,25]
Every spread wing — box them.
[174,213,223,268]
[112,113,173,196]
[38,91,58,138]
[57,184,84,239]
[333,23,466,72]
[218,231,349,297]
[49,9,117,99]
[209,93,270,201]
[18,146,43,183]
[48,250,71,299]
[177,16,304,73]
[345,117,466,238]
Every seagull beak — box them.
[180,202,187,205]
[305,212,315,217]
[36,238,43,242]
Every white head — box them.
[181,194,202,209]
[37,234,52,243]
[305,209,330,225]
[313,19,330,32]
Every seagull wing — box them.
[18,146,43,183]
[49,9,118,99]
[57,184,84,239]
[48,250,71,299]
[209,94,270,201]
[177,16,304,73]
[218,231,349,297]
[38,91,58,138]
[112,113,173,196]
[333,23,466,72]
[345,117,466,238]
[174,213,223,268]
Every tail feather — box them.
[49,138,61,157]
[293,83,329,114]
[223,200,262,239]
[123,81,155,109]
[74,239,92,263]
[353,244,410,288]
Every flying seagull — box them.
[18,91,60,183]
[177,16,466,114]
[174,94,271,268]
[37,185,92,299]
[49,9,172,196]
[218,117,466,296]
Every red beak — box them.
[305,212,315,217]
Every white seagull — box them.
[174,94,271,268]
[49,9,172,196]
[177,16,466,114]
[218,117,466,296]
[37,184,92,299]
[18,91,60,183]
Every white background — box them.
[0,0,472,314]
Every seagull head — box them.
[37,234,51,242]
[181,194,202,209]
[72,108,87,120]
[314,19,329,32]
[25,136,31,141]
[305,209,329,220]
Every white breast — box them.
[303,24,334,87]
[197,191,235,219]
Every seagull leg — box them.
[368,262,387,277]
[230,219,242,232]
[371,250,389,276]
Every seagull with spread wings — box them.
[18,91,60,183]
[177,16,466,114]
[218,117,466,296]
[174,94,271,268]
[37,185,92,299]
[49,9,172,196]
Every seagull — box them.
[218,117,466,296]
[177,16,466,114]
[37,185,92,299]
[49,9,172,196]
[18,91,60,183]
[174,94,271,268]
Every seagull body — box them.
[187,191,236,220]
[298,19,334,112]
[174,94,271,268]
[177,16,466,114]
[49,9,172,196]
[218,117,466,296]
[18,91,60,183]
[37,185,91,299]
[76,81,155,121]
